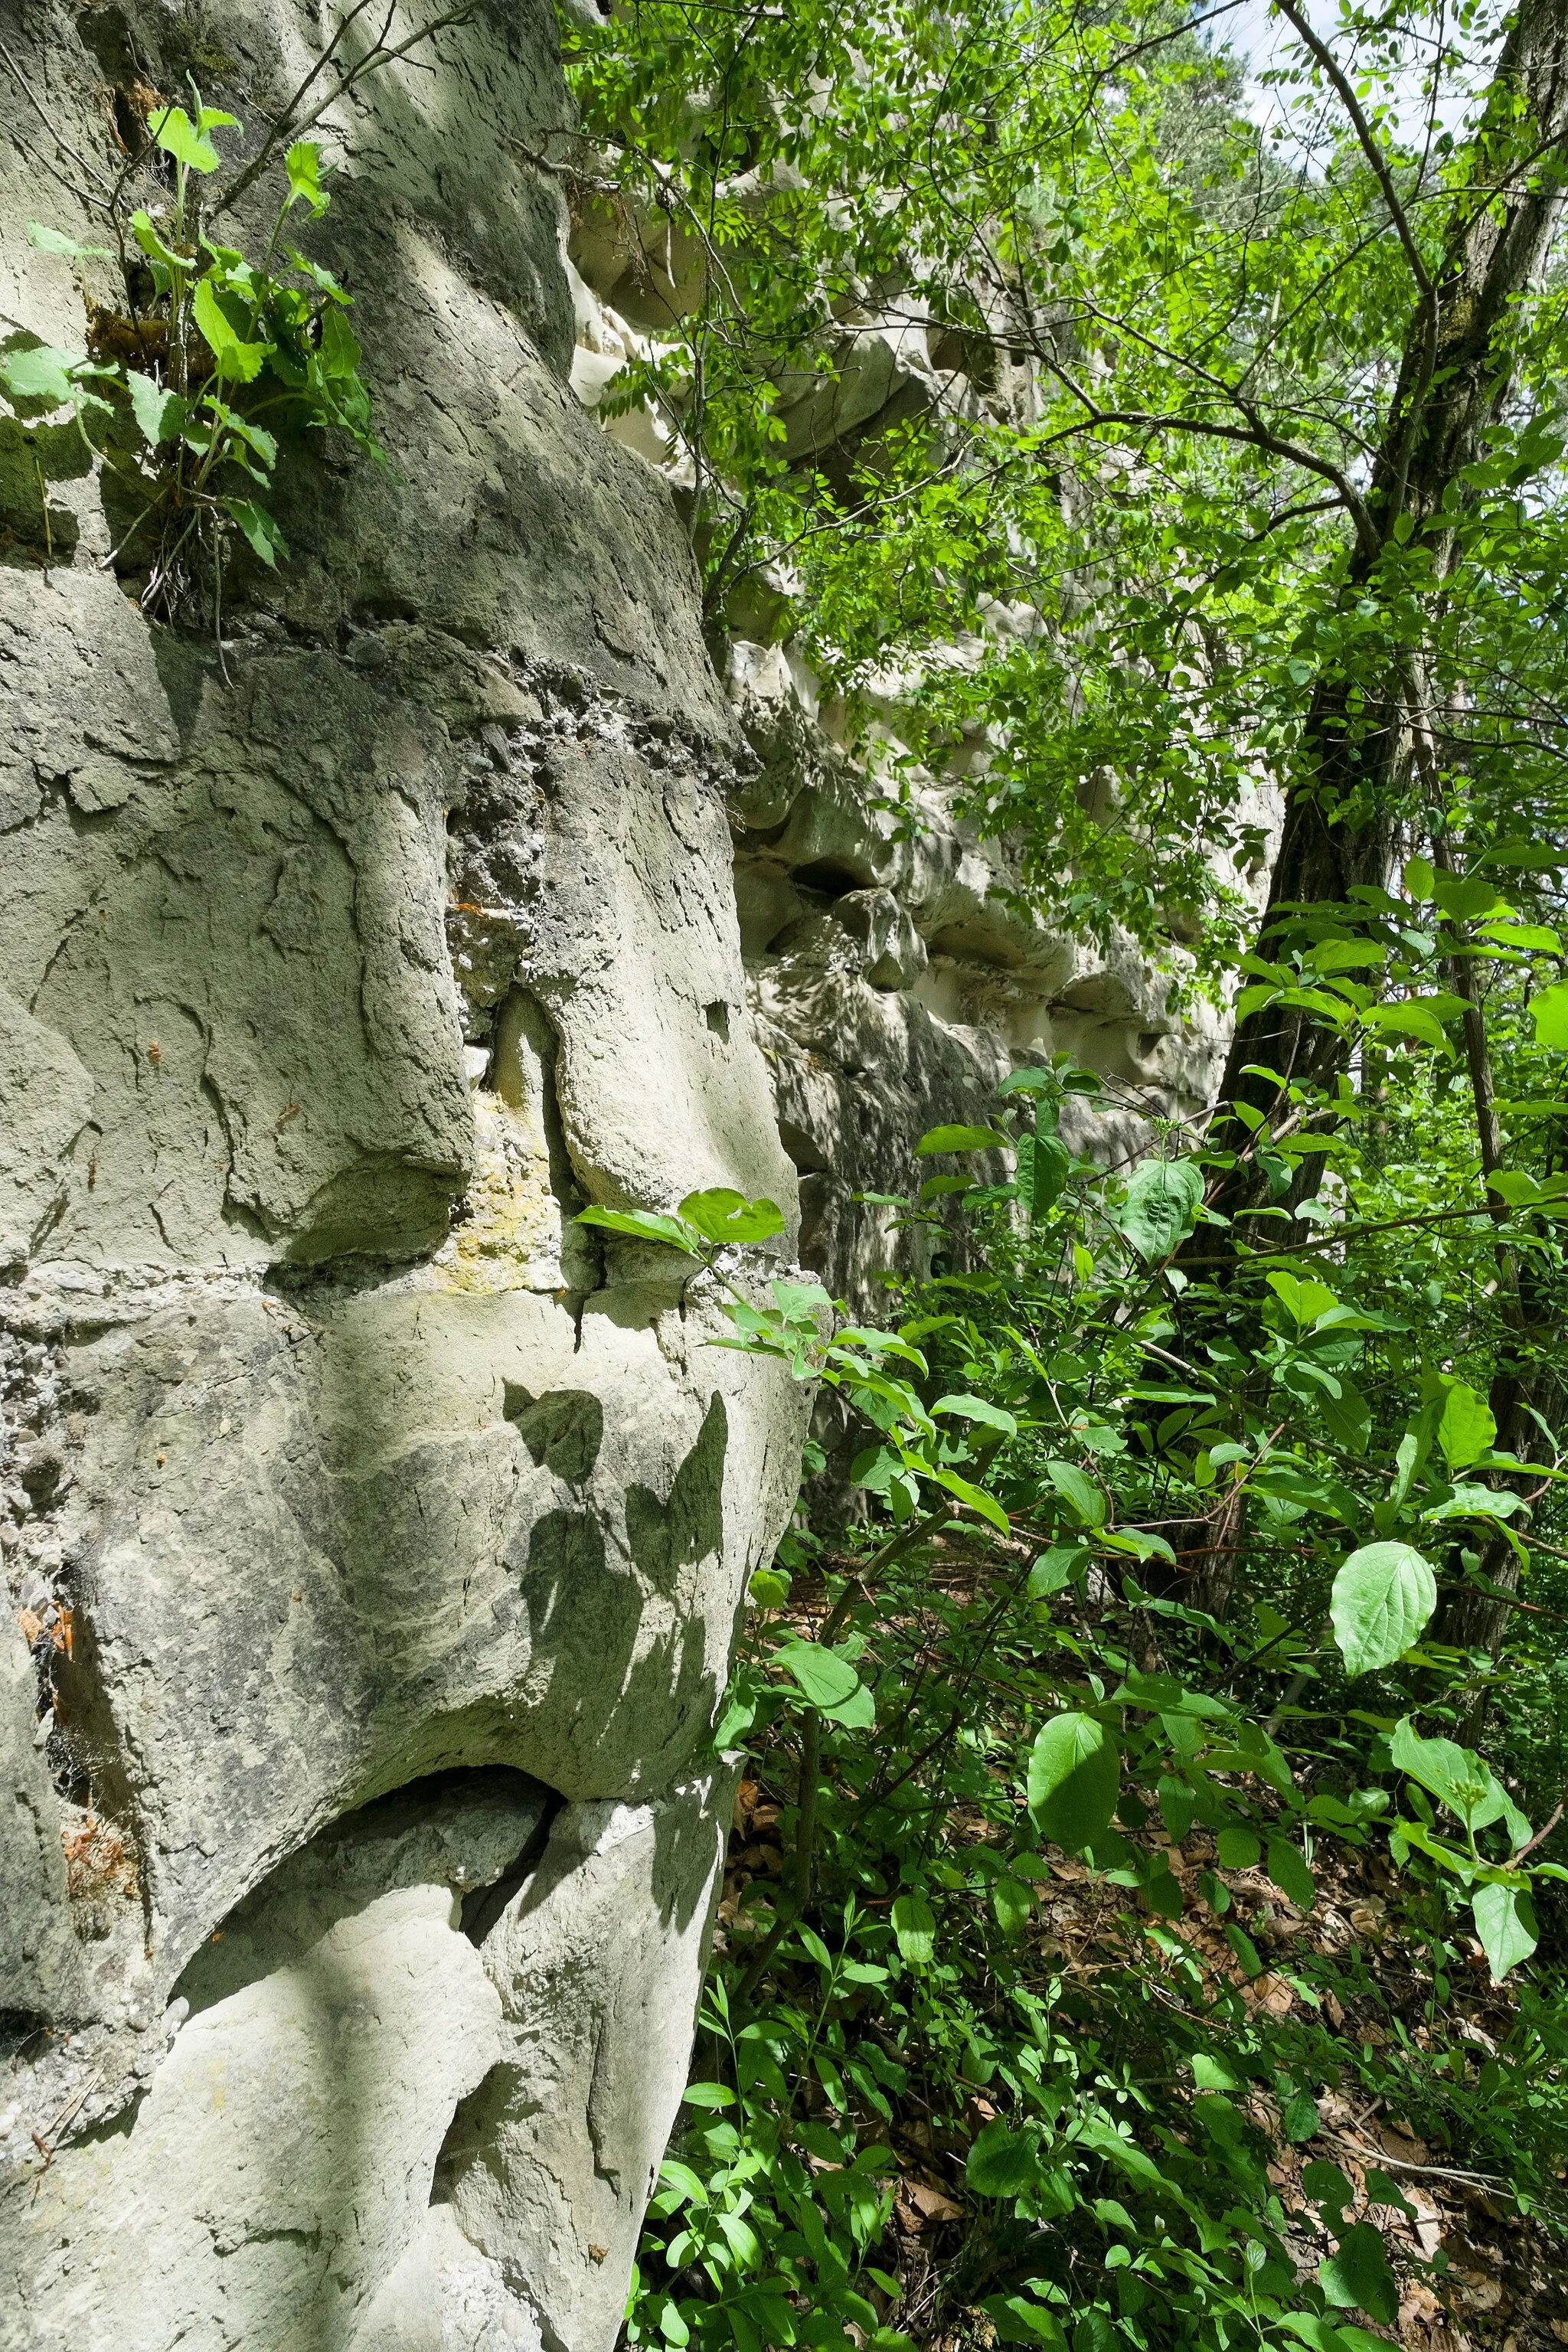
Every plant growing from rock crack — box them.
[0,89,377,617]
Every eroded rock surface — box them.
[1,2,805,2344]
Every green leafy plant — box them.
[600,962,1568,2346]
[2,85,377,610]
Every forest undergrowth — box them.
[690,1547,1568,2352]
[593,1006,1568,2352]
[558,1,1568,2345]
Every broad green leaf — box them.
[1224,1922,1263,1975]
[1315,1369,1373,1456]
[1143,1860,1183,1916]
[1477,918,1560,951]
[772,1278,830,1318]
[991,1874,1033,1935]
[1073,2116,1165,2185]
[1118,1670,1230,1719]
[1488,1168,1549,1205]
[657,2297,690,2347]
[1363,1000,1451,1051]
[891,1889,936,1965]
[710,1672,760,1749]
[1115,1158,1203,1259]
[932,1393,1017,1434]
[775,1637,859,1710]
[1279,2315,1347,2352]
[1206,1726,1294,1798]
[678,1187,785,1245]
[1286,2320,1387,2352]
[193,279,268,379]
[28,221,109,258]
[1389,1718,1504,1831]
[1319,2222,1398,2324]
[224,409,278,469]
[1019,1127,1070,1217]
[823,1679,875,1730]
[318,302,363,377]
[1523,973,1568,1049]
[1472,1882,1537,1980]
[1437,1380,1496,1472]
[1330,1542,1437,1675]
[1027,1546,1085,1597]
[285,139,329,215]
[933,1465,1011,1534]
[1432,867,1506,920]
[1266,1837,1316,1910]
[916,1122,1010,1154]
[1191,2052,1241,2091]
[1305,938,1387,973]
[980,2295,1065,2347]
[286,244,348,298]
[1530,981,1568,1048]
[1424,1482,1523,1522]
[576,1204,698,1253]
[129,208,185,270]
[1,343,78,407]
[1215,1825,1259,1870]
[1027,1712,1119,1851]
[1302,2160,1354,2217]
[150,103,233,174]
[125,368,186,448]
[966,2116,1039,2197]
[1043,1459,1105,1526]
[1158,1776,1196,1840]
[1265,1269,1338,1325]
[1283,2091,1322,2141]
[224,496,289,568]
[682,2082,736,2108]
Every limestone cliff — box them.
[0,1,807,2344]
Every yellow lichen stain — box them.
[434,1092,565,1296]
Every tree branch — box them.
[1272,0,1435,301]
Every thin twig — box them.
[1328,2130,1501,2190]
[1516,1795,1565,1861]
[1271,0,1434,303]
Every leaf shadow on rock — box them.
[623,1390,727,1597]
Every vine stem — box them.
[793,1709,821,1911]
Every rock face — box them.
[1,2,807,2345]
[724,640,1253,1305]
[564,257,1276,1315]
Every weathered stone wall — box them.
[0,2,808,2344]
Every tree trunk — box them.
[1208,0,1568,1206]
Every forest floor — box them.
[711,1772,1568,2352]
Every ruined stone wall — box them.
[0,2,809,2344]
